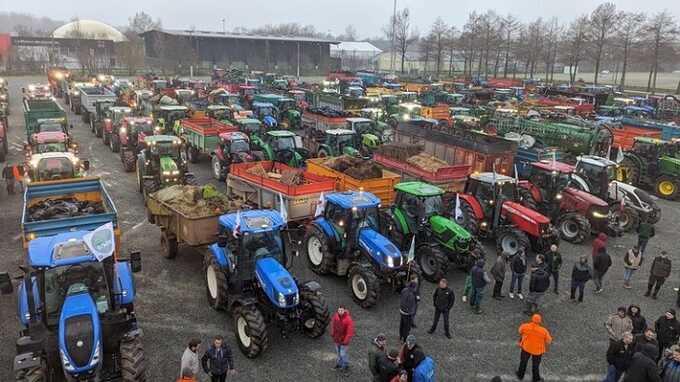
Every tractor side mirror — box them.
[0,272,13,295]
[82,160,90,171]
[129,251,142,273]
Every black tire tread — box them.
[347,265,380,309]
[204,252,229,310]
[300,289,330,338]
[120,336,147,381]
[557,212,591,244]
[234,306,269,358]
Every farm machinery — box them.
[101,106,132,147]
[24,152,90,183]
[116,117,156,171]
[211,132,259,181]
[303,191,420,308]
[136,135,194,195]
[204,210,329,358]
[617,137,680,200]
[252,130,310,168]
[381,181,482,282]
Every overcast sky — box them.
[4,0,680,38]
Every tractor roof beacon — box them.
[303,191,421,309]
[204,210,330,358]
[0,231,145,381]
[384,181,480,282]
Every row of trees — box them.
[383,3,679,91]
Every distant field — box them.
[534,71,680,92]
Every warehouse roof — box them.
[331,41,382,54]
[141,29,339,44]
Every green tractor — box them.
[311,129,372,158]
[136,135,194,196]
[617,137,680,200]
[154,105,189,136]
[253,130,310,168]
[381,181,482,282]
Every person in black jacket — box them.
[524,256,551,315]
[369,334,387,381]
[622,343,660,382]
[593,247,612,293]
[509,251,528,300]
[201,336,235,382]
[570,255,593,303]
[399,280,418,342]
[656,309,680,361]
[628,305,647,336]
[605,332,634,382]
[401,335,425,382]
[427,278,455,338]
[634,328,659,358]
[377,349,401,382]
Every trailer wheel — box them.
[204,252,229,310]
[655,176,679,200]
[317,148,329,158]
[611,205,640,232]
[496,228,529,256]
[299,288,330,338]
[120,335,146,381]
[557,212,591,244]
[618,156,640,184]
[347,265,380,309]
[416,244,448,283]
[233,305,269,358]
[303,225,335,275]
[14,363,46,382]
[160,230,178,259]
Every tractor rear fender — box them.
[113,261,135,306]
[230,297,259,312]
[458,194,484,220]
[208,243,232,269]
[501,201,551,238]
[659,156,680,175]
[518,181,543,204]
[624,153,645,176]
[17,276,41,327]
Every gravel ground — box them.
[2,75,680,381]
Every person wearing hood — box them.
[470,259,491,315]
[634,328,659,358]
[524,255,551,316]
[623,246,643,289]
[369,334,387,381]
[606,307,634,345]
[622,343,661,382]
[593,232,609,258]
[605,331,634,382]
[400,280,418,342]
[491,252,507,300]
[516,314,552,382]
[647,251,672,299]
[656,309,680,360]
[593,247,613,293]
[571,255,593,303]
[659,344,680,382]
[628,305,647,336]
[330,305,355,371]
[510,250,528,300]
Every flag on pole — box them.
[552,150,557,166]
[514,164,520,184]
[615,145,624,163]
[606,144,612,160]
[407,235,416,262]
[233,210,241,238]
[314,192,326,217]
[454,193,463,222]
[278,192,288,223]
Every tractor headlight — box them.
[154,126,162,133]
[555,193,563,200]
[277,292,287,307]
[481,221,488,228]
[293,292,299,305]
[120,127,127,134]
[61,350,75,372]
[162,170,170,176]
[89,342,101,367]
[593,210,608,219]
[172,170,179,175]
[385,255,395,268]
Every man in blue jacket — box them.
[201,335,236,382]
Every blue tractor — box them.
[0,231,145,381]
[203,210,330,358]
[251,102,278,130]
[302,191,421,308]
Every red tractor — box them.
[210,131,259,180]
[102,106,132,148]
[517,161,617,244]
[455,172,559,256]
[117,117,156,172]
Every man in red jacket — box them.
[330,305,355,372]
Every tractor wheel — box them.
[299,288,330,338]
[611,205,640,233]
[347,265,380,309]
[517,188,538,211]
[212,155,226,181]
[416,244,448,283]
[110,135,120,153]
[457,199,480,235]
[495,227,530,257]
[184,173,198,186]
[556,212,591,244]
[143,179,159,198]
[123,151,136,172]
[204,252,229,310]
[655,176,680,200]
[233,305,269,358]
[120,336,147,381]
[160,230,178,259]
[103,132,110,146]
[618,156,640,185]
[303,225,335,275]
[317,149,329,158]
[14,363,46,382]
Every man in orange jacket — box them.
[516,314,553,382]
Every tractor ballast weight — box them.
[204,210,329,358]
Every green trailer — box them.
[23,98,70,139]
[180,117,238,163]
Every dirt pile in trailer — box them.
[375,143,423,161]
[246,163,305,185]
[27,198,106,221]
[153,184,241,217]
[324,155,383,180]
[406,153,449,172]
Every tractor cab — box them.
[206,104,232,122]
[174,88,196,104]
[120,117,156,151]
[572,155,617,199]
[156,105,188,135]
[136,135,189,193]
[236,118,264,136]
[151,79,169,93]
[252,102,279,129]
[26,131,73,160]
[464,172,518,218]
[25,152,89,183]
[212,131,256,180]
[346,117,386,148]
[103,106,132,145]
[260,130,308,168]
[523,161,574,203]
[319,129,362,157]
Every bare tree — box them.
[429,18,449,75]
[446,26,458,76]
[642,11,679,92]
[384,9,419,73]
[541,18,561,82]
[588,3,621,84]
[338,25,358,41]
[616,12,645,88]
[128,12,161,34]
[501,15,520,78]
[563,15,590,84]
[420,34,435,75]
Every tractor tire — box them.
[103,131,110,146]
[347,265,380,309]
[204,252,229,310]
[123,151,136,172]
[618,156,640,185]
[517,188,538,211]
[611,205,640,233]
[110,135,120,153]
[160,230,178,259]
[495,227,530,257]
[143,179,159,198]
[303,225,335,275]
[212,155,226,181]
[655,176,680,200]
[233,305,269,358]
[416,244,448,283]
[120,336,147,381]
[14,363,46,382]
[188,147,200,164]
[317,148,329,158]
[635,189,661,224]
[299,288,330,338]
[556,212,591,244]
[184,173,198,186]
[457,199,480,235]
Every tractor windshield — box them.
[154,142,181,158]
[44,258,110,325]
[35,142,68,153]
[39,124,66,133]
[352,206,380,231]
[352,121,374,135]
[496,181,516,201]
[241,122,261,135]
[273,137,296,151]
[35,157,75,180]
[113,111,130,125]
[422,195,443,217]
[334,134,355,149]
[135,122,154,135]
[242,230,284,264]
[230,139,250,154]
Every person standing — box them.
[647,251,672,299]
[623,246,643,289]
[377,349,401,382]
[491,252,507,300]
[606,307,634,346]
[656,309,680,359]
[637,218,656,256]
[180,339,201,379]
[593,232,609,258]
[400,281,418,342]
[201,336,235,382]
[593,247,612,293]
[3,164,15,195]
[634,328,659,357]
[545,244,562,294]
[659,345,680,382]
[515,314,553,382]
[524,256,551,316]
[570,255,592,303]
[369,334,387,381]
[330,305,355,371]
[177,368,197,382]
[509,251,528,300]
[604,332,634,382]
[622,343,661,382]
[401,335,425,382]
[428,278,455,338]
[628,305,647,336]
[470,259,491,315]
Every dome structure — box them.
[52,20,127,42]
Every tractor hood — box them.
[159,156,178,172]
[263,115,277,128]
[562,186,609,207]
[429,215,472,250]
[358,227,404,268]
[501,201,551,238]
[58,287,102,375]
[255,257,299,308]
[662,156,680,170]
